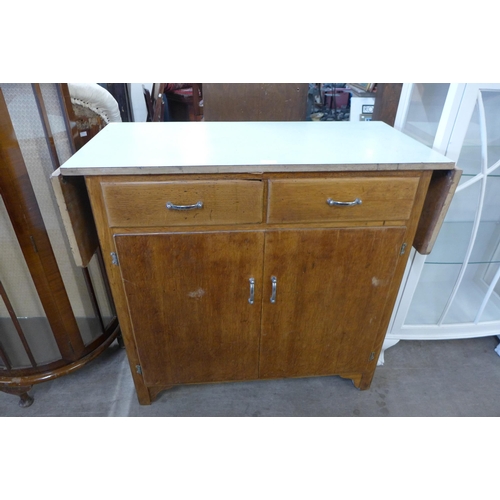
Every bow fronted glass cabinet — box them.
[384,83,500,359]
[0,84,119,407]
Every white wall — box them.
[130,83,152,122]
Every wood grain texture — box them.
[115,231,264,386]
[372,83,404,126]
[51,169,99,267]
[32,83,60,169]
[85,176,152,404]
[413,168,462,254]
[361,171,432,372]
[203,83,309,121]
[56,83,79,153]
[82,168,438,403]
[268,176,420,223]
[0,89,85,361]
[101,179,264,227]
[259,227,406,378]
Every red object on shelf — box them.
[324,88,350,109]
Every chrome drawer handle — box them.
[326,197,362,207]
[248,278,255,304]
[270,276,277,303]
[166,201,203,211]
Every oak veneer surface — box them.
[259,227,406,378]
[114,231,264,386]
[102,179,264,227]
[267,177,419,223]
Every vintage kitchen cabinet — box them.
[57,121,459,405]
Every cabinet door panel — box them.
[114,231,264,385]
[260,227,406,378]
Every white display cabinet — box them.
[382,83,500,361]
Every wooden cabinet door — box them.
[114,231,264,386]
[259,227,406,378]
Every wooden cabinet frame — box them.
[85,170,433,404]
[55,120,458,406]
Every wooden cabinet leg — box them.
[342,370,376,390]
[148,385,174,403]
[117,332,125,349]
[357,371,376,391]
[1,385,34,407]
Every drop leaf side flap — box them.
[413,167,462,255]
[50,168,99,267]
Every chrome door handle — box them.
[326,198,362,207]
[270,276,277,303]
[248,278,255,304]
[166,201,203,210]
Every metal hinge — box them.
[400,243,407,255]
[136,365,142,375]
[111,252,119,266]
[369,352,376,362]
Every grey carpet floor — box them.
[1,335,499,417]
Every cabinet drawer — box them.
[267,177,420,223]
[101,180,264,227]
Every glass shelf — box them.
[405,262,500,325]
[425,221,500,264]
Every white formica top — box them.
[60,121,455,176]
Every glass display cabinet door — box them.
[397,83,451,148]
[387,84,500,356]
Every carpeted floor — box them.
[1,335,499,417]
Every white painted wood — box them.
[393,83,414,131]
[378,338,400,366]
[475,265,500,324]
[432,84,467,155]
[59,121,454,176]
[387,83,500,356]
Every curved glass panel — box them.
[455,99,482,177]
[482,90,500,170]
[402,83,450,147]
[405,264,462,325]
[457,90,500,323]
[0,196,61,368]
[425,181,482,264]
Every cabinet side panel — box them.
[85,176,152,404]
